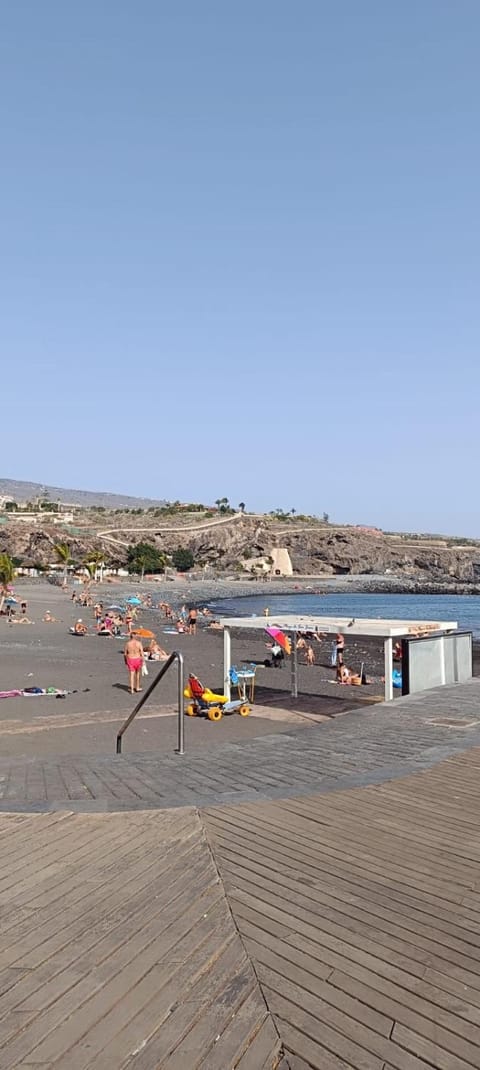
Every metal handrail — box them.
[116,651,185,755]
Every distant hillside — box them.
[0,478,166,510]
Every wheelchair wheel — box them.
[238,704,250,716]
[208,706,223,722]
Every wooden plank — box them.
[281,1021,359,1069]
[391,1021,477,1070]
[45,927,240,1069]
[243,934,393,1038]
[204,751,480,1070]
[1,835,206,970]
[160,961,256,1069]
[212,827,480,950]
[68,908,236,1070]
[206,814,480,935]
[328,969,480,1060]
[192,988,267,1069]
[212,834,480,956]
[222,872,480,990]
[0,806,282,1070]
[239,913,480,1029]
[206,809,470,909]
[264,984,385,1070]
[110,939,251,1070]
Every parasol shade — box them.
[265,626,291,655]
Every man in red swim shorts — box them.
[124,636,145,695]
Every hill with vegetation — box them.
[1,495,480,590]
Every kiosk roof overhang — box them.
[218,615,458,639]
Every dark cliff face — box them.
[2,517,479,586]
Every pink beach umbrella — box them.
[265,626,292,655]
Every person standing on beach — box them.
[336,633,345,665]
[124,636,144,694]
[187,607,197,635]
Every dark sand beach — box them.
[1,580,478,762]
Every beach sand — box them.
[1,579,478,761]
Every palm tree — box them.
[135,551,150,582]
[54,542,73,586]
[238,502,246,513]
[85,550,105,582]
[83,561,96,585]
[0,552,15,613]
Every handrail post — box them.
[176,653,185,755]
[115,651,185,755]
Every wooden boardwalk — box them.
[2,745,480,1066]
[205,749,480,1070]
[0,809,282,1069]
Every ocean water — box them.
[208,592,480,637]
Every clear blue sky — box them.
[3,2,479,534]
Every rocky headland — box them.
[2,512,480,594]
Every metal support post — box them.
[291,631,298,698]
[384,637,393,701]
[223,626,231,700]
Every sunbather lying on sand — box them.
[147,639,169,661]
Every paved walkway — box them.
[1,679,480,811]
